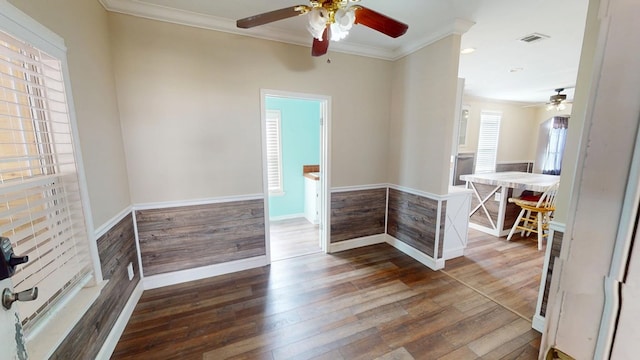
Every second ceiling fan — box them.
[236,0,409,56]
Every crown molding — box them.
[463,95,538,107]
[99,0,473,61]
[391,18,475,60]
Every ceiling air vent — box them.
[518,33,550,43]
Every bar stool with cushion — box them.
[506,182,560,250]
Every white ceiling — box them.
[101,0,590,104]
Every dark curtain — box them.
[542,117,569,175]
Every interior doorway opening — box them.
[261,90,331,262]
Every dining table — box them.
[459,171,560,237]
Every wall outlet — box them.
[127,262,134,281]
[494,192,501,201]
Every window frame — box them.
[458,106,470,146]
[475,110,502,174]
[265,109,284,196]
[0,0,102,333]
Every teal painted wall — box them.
[266,97,320,218]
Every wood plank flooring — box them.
[112,229,543,360]
[443,229,545,320]
[270,218,321,261]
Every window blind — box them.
[265,110,283,194]
[0,29,91,330]
[475,111,502,174]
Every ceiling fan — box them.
[546,88,571,111]
[236,0,409,57]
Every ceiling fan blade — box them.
[237,5,309,29]
[353,6,408,38]
[311,27,330,57]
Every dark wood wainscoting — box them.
[502,189,522,231]
[496,162,534,173]
[387,189,445,258]
[330,188,387,243]
[136,200,266,276]
[469,184,520,232]
[540,229,563,317]
[51,213,140,359]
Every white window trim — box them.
[458,106,470,146]
[0,1,104,357]
[265,109,284,196]
[475,110,502,174]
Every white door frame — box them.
[260,89,332,261]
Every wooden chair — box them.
[506,182,559,250]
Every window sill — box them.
[269,191,285,197]
[25,279,107,359]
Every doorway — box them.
[261,90,331,261]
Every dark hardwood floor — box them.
[112,229,544,359]
[270,218,321,261]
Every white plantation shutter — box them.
[265,110,283,194]
[475,111,502,173]
[0,29,92,330]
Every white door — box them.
[0,278,28,359]
[610,234,640,359]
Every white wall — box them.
[8,0,131,227]
[460,97,538,164]
[109,13,393,203]
[388,35,461,195]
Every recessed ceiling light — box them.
[509,67,524,73]
[460,47,476,55]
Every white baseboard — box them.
[532,314,545,333]
[386,235,445,270]
[95,281,144,360]
[443,247,465,260]
[143,256,269,290]
[269,213,305,221]
[328,233,387,253]
[468,222,508,237]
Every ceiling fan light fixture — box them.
[330,23,346,41]
[308,7,329,40]
[335,8,355,29]
[236,1,408,57]
[330,8,355,41]
[546,102,566,111]
[547,88,567,111]
[546,88,568,111]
